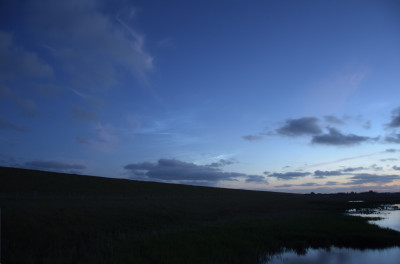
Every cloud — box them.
[0,30,54,80]
[242,134,264,141]
[25,160,86,171]
[268,171,311,180]
[385,133,400,144]
[298,182,319,187]
[326,181,339,186]
[387,107,400,128]
[346,173,400,185]
[27,0,153,90]
[380,158,397,162]
[207,159,236,167]
[276,117,322,136]
[124,161,156,171]
[0,85,37,117]
[386,148,400,153]
[314,170,343,178]
[76,123,119,152]
[275,184,294,188]
[342,166,365,172]
[72,106,99,122]
[362,120,371,129]
[0,116,27,132]
[311,127,374,146]
[369,164,383,171]
[124,158,261,184]
[245,175,268,184]
[324,115,344,125]
[393,166,400,171]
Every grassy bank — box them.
[1,166,400,263]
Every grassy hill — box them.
[1,166,400,263]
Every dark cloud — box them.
[124,159,259,183]
[342,166,365,172]
[242,134,264,141]
[311,127,373,146]
[314,170,342,178]
[324,115,344,125]
[245,175,268,184]
[387,107,400,128]
[298,182,319,187]
[0,116,27,132]
[276,184,293,188]
[276,117,322,136]
[268,171,311,180]
[326,181,339,186]
[124,161,157,171]
[72,106,99,122]
[385,133,400,144]
[393,166,400,171]
[25,160,86,171]
[347,173,400,185]
[208,159,236,167]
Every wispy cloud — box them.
[267,171,311,180]
[0,85,37,117]
[0,30,54,80]
[72,106,99,122]
[385,148,400,153]
[385,133,400,144]
[76,123,119,152]
[0,116,27,132]
[27,0,154,91]
[242,134,264,141]
[324,115,345,125]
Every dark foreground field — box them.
[1,166,399,264]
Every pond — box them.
[264,204,400,264]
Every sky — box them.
[1,0,400,193]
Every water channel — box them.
[264,204,400,264]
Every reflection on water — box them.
[365,204,400,232]
[266,247,400,264]
[265,204,400,263]
[347,204,400,232]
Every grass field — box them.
[1,166,400,263]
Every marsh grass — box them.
[1,167,400,263]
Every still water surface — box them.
[265,204,400,264]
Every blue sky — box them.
[1,0,400,193]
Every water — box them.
[357,204,400,232]
[264,204,400,264]
[266,247,400,264]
